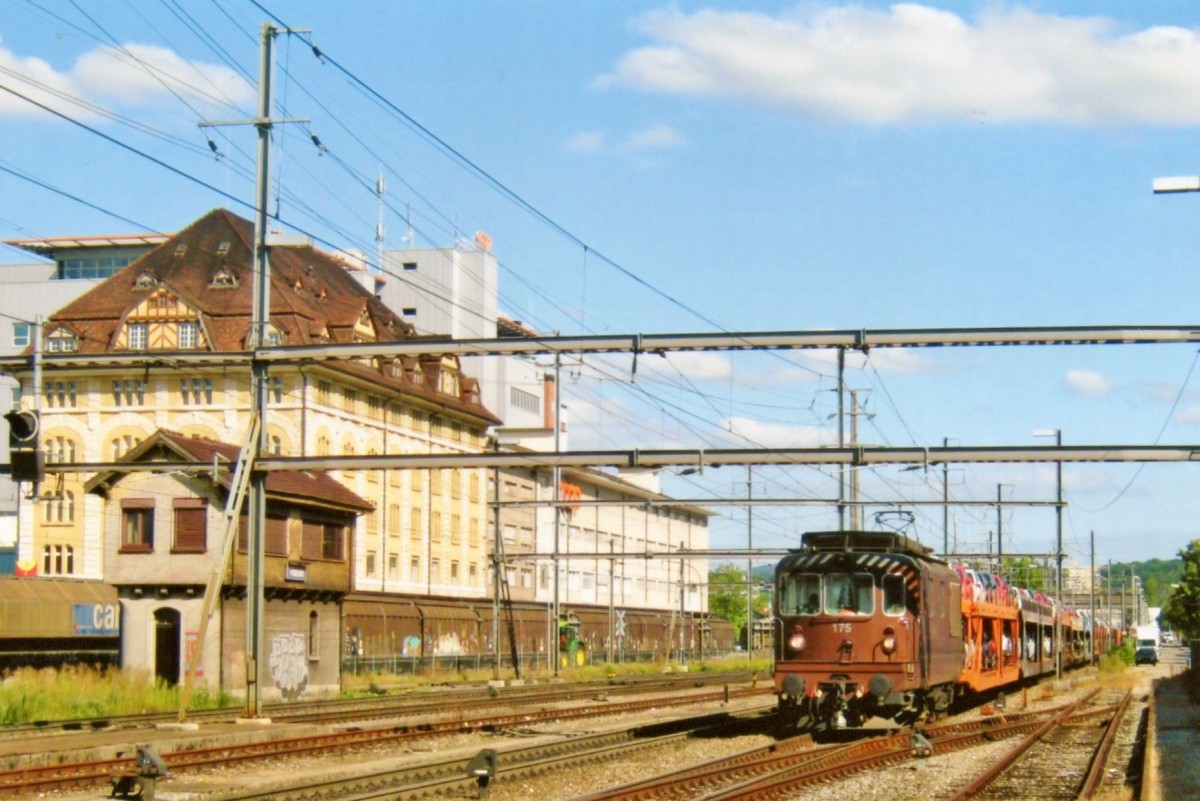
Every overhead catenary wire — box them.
[2,3,1132,561]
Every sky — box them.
[3,1,1200,569]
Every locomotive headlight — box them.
[788,624,806,652]
[881,626,897,655]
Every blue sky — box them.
[3,1,1200,568]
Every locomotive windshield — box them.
[882,573,906,615]
[779,573,821,615]
[826,573,874,614]
[779,571,885,616]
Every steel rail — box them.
[1078,690,1134,798]
[693,695,1101,801]
[566,702,1080,801]
[193,707,778,801]
[0,671,757,736]
[0,686,771,797]
[945,690,1099,800]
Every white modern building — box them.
[377,241,548,431]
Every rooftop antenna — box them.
[404,202,413,247]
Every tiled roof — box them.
[84,429,373,512]
[50,208,407,350]
[43,208,497,423]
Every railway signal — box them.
[4,408,43,483]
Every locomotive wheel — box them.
[776,697,804,735]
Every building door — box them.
[154,608,181,686]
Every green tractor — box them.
[558,612,587,669]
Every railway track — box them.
[550,688,1141,801]
[945,688,1135,800]
[0,683,772,797]
[558,701,1076,801]
[171,707,780,801]
[0,670,756,736]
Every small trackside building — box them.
[85,429,371,699]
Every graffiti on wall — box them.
[269,633,308,701]
[432,632,467,655]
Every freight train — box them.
[773,530,1116,730]
[0,577,121,671]
[342,595,737,673]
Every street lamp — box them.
[1033,428,1064,681]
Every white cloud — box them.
[601,4,1200,125]
[0,44,81,118]
[565,130,607,154]
[803,346,948,376]
[639,350,734,381]
[566,124,685,155]
[74,43,252,108]
[722,415,833,447]
[1175,405,1200,425]
[0,39,253,120]
[624,124,685,151]
[1064,369,1113,397]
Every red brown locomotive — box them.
[773,530,1107,730]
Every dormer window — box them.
[174,243,188,257]
[217,241,231,256]
[46,330,78,353]
[210,269,237,289]
[135,273,157,289]
[262,323,284,346]
[440,370,459,396]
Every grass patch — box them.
[0,666,236,724]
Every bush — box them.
[1099,640,1135,672]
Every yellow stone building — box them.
[9,208,499,604]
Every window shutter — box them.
[301,520,323,560]
[266,514,289,556]
[173,500,207,552]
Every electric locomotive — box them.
[774,530,962,729]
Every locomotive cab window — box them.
[826,573,874,615]
[882,573,906,615]
[779,573,821,615]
